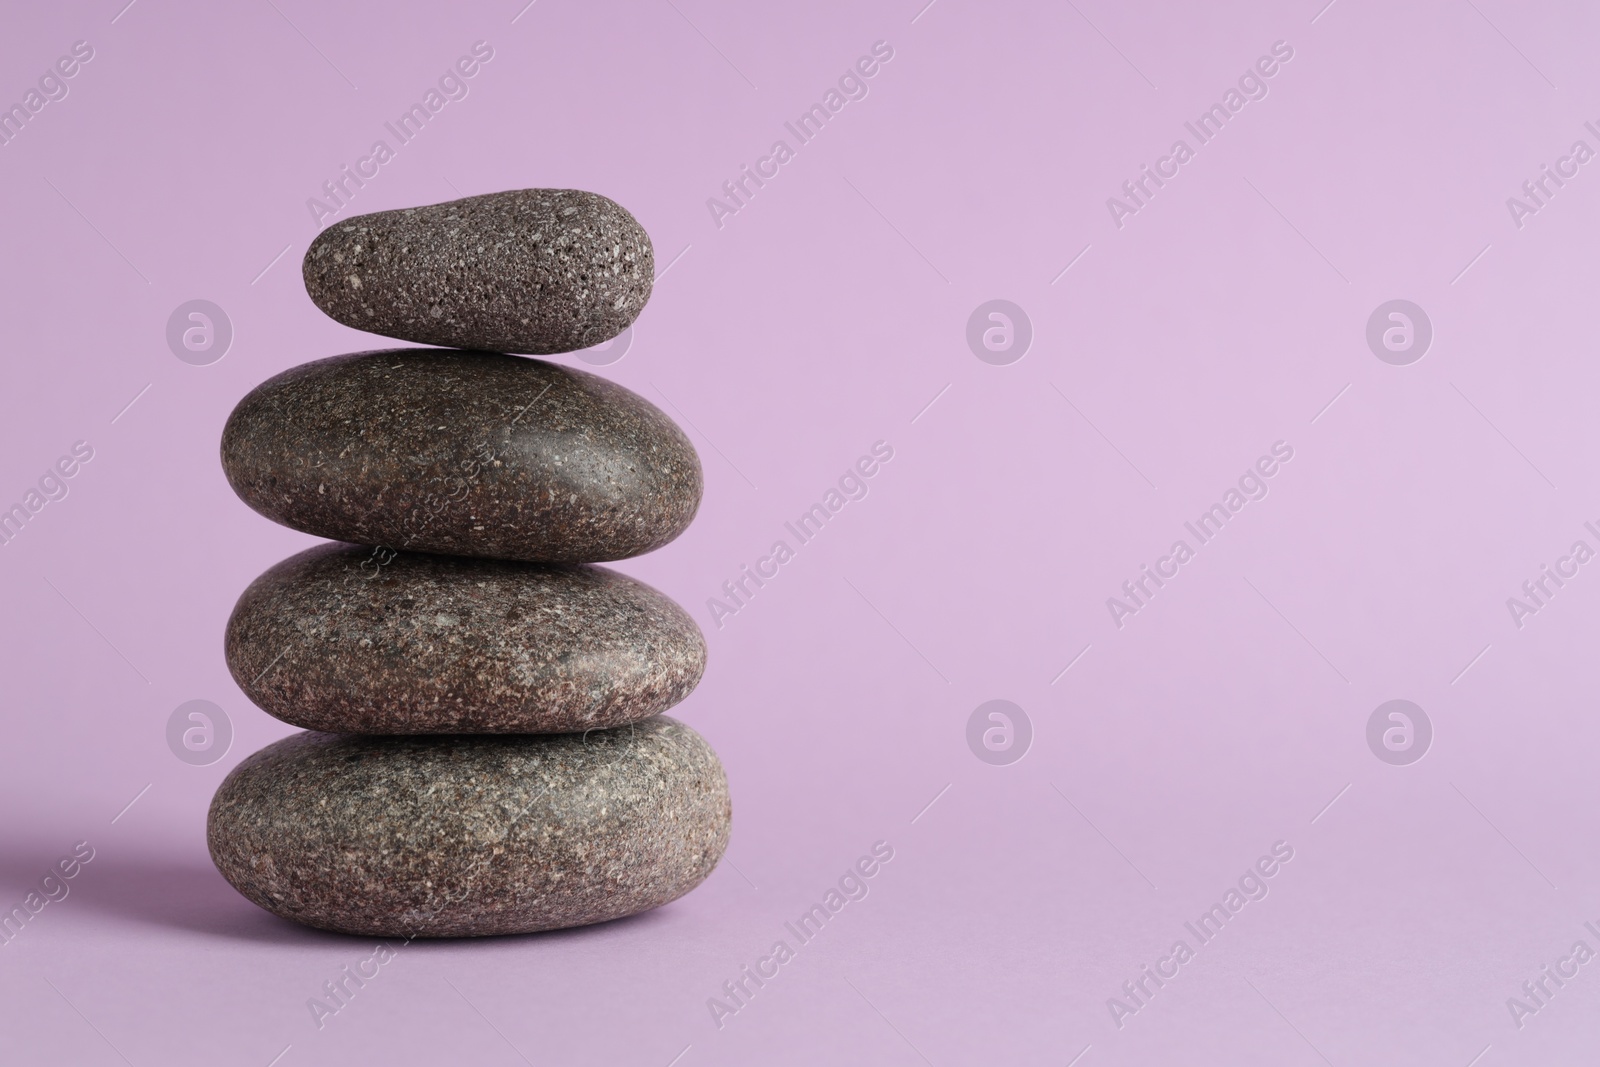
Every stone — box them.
[226,543,707,734]
[302,189,652,355]
[207,717,730,937]
[220,349,702,563]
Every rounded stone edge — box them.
[205,720,731,938]
[222,544,710,734]
[217,351,361,539]
[300,189,656,356]
[218,350,705,564]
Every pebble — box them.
[220,349,702,563]
[226,542,707,734]
[302,189,653,354]
[207,717,730,937]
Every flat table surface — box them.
[3,1,1599,1064]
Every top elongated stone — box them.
[303,189,653,355]
[221,350,702,562]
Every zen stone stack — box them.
[208,189,729,938]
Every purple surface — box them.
[2,0,1599,1063]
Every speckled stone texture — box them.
[207,717,729,937]
[303,189,653,355]
[220,349,702,563]
[225,542,707,734]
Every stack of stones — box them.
[206,190,729,938]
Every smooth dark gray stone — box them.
[302,189,652,355]
[225,543,707,734]
[207,718,730,937]
[220,349,702,563]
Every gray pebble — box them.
[207,718,730,937]
[226,543,707,734]
[220,349,702,563]
[303,189,652,355]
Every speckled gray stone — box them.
[225,542,707,734]
[207,717,729,937]
[220,349,702,563]
[303,189,652,355]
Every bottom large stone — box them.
[207,717,729,937]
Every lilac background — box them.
[3,0,1599,1062]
